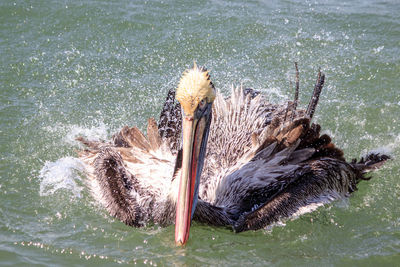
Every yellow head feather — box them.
[176,65,216,117]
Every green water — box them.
[1,0,399,265]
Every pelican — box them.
[77,64,389,245]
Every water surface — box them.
[1,0,399,266]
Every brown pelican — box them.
[77,64,389,245]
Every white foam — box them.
[265,86,290,102]
[64,122,109,145]
[39,157,85,197]
[43,122,109,146]
[373,46,384,54]
[291,202,324,218]
[39,122,110,198]
[387,134,400,151]
[360,146,394,159]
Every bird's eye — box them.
[199,99,207,109]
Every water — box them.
[1,0,399,265]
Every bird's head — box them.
[174,64,215,246]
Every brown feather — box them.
[121,126,151,151]
[147,118,162,151]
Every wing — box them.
[219,116,353,230]
[78,118,178,227]
[199,84,309,203]
[158,88,182,155]
[198,70,361,230]
[233,130,389,232]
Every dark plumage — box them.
[77,66,389,242]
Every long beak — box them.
[175,114,208,246]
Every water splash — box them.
[39,157,85,197]
[44,122,109,146]
[39,123,109,198]
[64,122,109,145]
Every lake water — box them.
[1,0,399,265]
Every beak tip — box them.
[175,238,186,246]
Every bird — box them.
[77,64,389,246]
